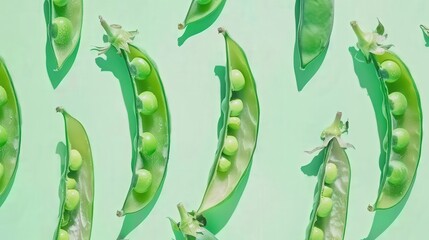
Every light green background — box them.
[0,0,428,239]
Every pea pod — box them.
[297,0,334,68]
[55,107,94,240]
[305,112,352,240]
[96,17,171,216]
[178,0,225,30]
[46,0,83,69]
[351,21,423,211]
[170,28,260,239]
[0,58,21,204]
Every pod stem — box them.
[321,112,343,139]
[116,210,124,217]
[177,203,191,223]
[99,16,114,38]
[217,27,226,34]
[350,21,365,41]
[368,204,375,212]
[178,23,185,30]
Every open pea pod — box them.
[351,21,423,211]
[297,0,334,69]
[305,112,352,240]
[96,17,171,216]
[55,108,94,240]
[46,0,83,70]
[178,0,225,30]
[0,58,21,202]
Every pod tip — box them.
[56,106,64,113]
[367,204,375,212]
[116,210,124,217]
[178,23,184,30]
[217,27,225,34]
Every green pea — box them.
[133,169,153,193]
[230,69,245,91]
[388,161,408,185]
[317,197,333,218]
[57,229,69,240]
[66,177,77,189]
[51,17,73,46]
[0,162,4,180]
[223,135,238,156]
[325,163,338,184]
[0,86,8,107]
[139,91,158,115]
[230,99,243,117]
[197,0,212,5]
[0,125,8,147]
[60,211,70,227]
[218,157,231,173]
[322,185,333,198]
[309,226,324,240]
[130,57,151,80]
[380,60,401,83]
[392,128,410,152]
[228,117,241,130]
[69,149,83,171]
[65,189,80,211]
[141,132,158,156]
[389,92,408,116]
[53,0,68,7]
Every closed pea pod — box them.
[178,0,225,30]
[297,0,334,68]
[305,112,352,240]
[170,28,260,239]
[351,21,423,211]
[0,58,21,205]
[55,107,94,240]
[97,17,171,216]
[46,0,83,69]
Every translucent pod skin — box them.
[297,0,334,69]
[351,21,423,211]
[305,112,352,240]
[55,108,94,240]
[46,0,83,70]
[0,58,21,205]
[178,0,225,30]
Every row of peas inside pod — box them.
[0,86,10,181]
[218,69,246,173]
[58,149,83,240]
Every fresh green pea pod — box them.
[305,112,352,240]
[47,0,83,69]
[170,28,259,239]
[351,21,423,211]
[178,0,225,30]
[297,0,334,68]
[96,17,171,216]
[0,58,21,204]
[55,107,94,240]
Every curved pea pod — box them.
[351,21,423,211]
[0,58,21,203]
[47,0,83,70]
[297,0,334,69]
[178,0,225,30]
[305,112,352,240]
[55,108,94,240]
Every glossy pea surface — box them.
[324,162,338,184]
[134,169,153,193]
[141,132,158,156]
[392,128,410,152]
[309,227,324,240]
[131,57,151,80]
[229,99,243,117]
[217,157,231,173]
[58,229,69,240]
[381,60,401,83]
[139,91,158,115]
[230,69,245,91]
[69,149,82,171]
[51,17,73,46]
[223,135,238,156]
[389,92,407,116]
[65,189,80,211]
[228,117,241,130]
[0,126,8,147]
[0,86,8,106]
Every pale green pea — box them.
[228,117,241,130]
[380,60,401,83]
[53,0,68,7]
[0,86,7,107]
[197,0,212,5]
[0,162,4,180]
[309,226,324,240]
[66,177,77,189]
[317,197,333,218]
[141,132,158,156]
[65,189,80,211]
[69,149,83,171]
[139,91,158,115]
[389,92,407,116]
[230,69,245,91]
[51,17,73,46]
[230,99,243,117]
[392,128,410,152]
[322,185,333,198]
[218,157,231,173]
[223,135,238,156]
[130,57,151,80]
[388,161,408,185]
[134,169,153,193]
[58,229,69,240]
[0,125,8,147]
[325,162,338,184]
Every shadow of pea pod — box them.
[94,48,164,240]
[349,47,413,240]
[43,0,80,89]
[177,0,226,47]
